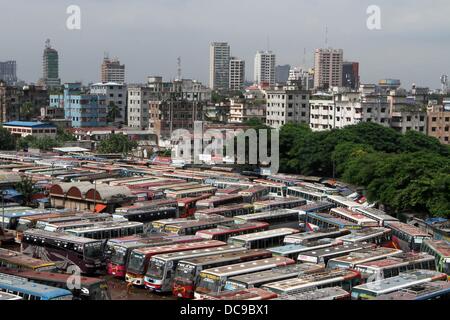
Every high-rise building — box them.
[41,39,61,89]
[254,51,276,86]
[101,57,125,84]
[229,57,245,91]
[275,65,291,84]
[209,42,230,90]
[0,61,17,85]
[342,62,360,89]
[314,48,343,89]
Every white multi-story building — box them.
[265,81,309,129]
[314,48,344,89]
[229,57,245,91]
[127,85,152,129]
[228,99,266,124]
[254,51,276,86]
[90,82,127,124]
[101,57,125,84]
[209,42,230,91]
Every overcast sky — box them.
[1,0,449,88]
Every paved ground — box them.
[103,275,177,300]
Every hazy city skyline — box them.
[1,0,450,88]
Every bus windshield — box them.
[196,275,221,294]
[84,242,104,260]
[127,253,146,274]
[175,263,196,282]
[146,258,166,280]
[110,246,128,265]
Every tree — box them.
[107,102,121,123]
[98,134,138,155]
[20,102,34,121]
[0,126,16,150]
[15,176,37,206]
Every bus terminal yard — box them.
[0,153,449,301]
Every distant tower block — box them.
[441,75,448,94]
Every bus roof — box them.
[330,208,377,223]
[196,204,254,215]
[132,240,226,256]
[228,228,299,242]
[196,222,269,236]
[337,228,391,242]
[0,273,72,299]
[328,247,402,265]
[385,222,430,237]
[284,229,350,243]
[201,257,294,277]
[23,229,103,245]
[261,269,359,293]
[357,252,436,269]
[179,249,272,267]
[374,281,450,300]
[354,207,399,222]
[151,245,246,262]
[297,242,374,259]
[66,221,143,233]
[269,239,342,255]
[326,195,362,208]
[273,287,350,300]
[235,209,299,221]
[201,288,277,300]
[227,263,325,286]
[352,270,446,295]
[0,249,56,269]
[423,240,450,257]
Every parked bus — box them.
[337,228,392,246]
[421,240,450,275]
[354,207,399,227]
[327,247,403,270]
[330,208,378,227]
[0,292,22,300]
[304,212,361,231]
[287,187,329,202]
[177,195,212,218]
[0,208,57,230]
[0,268,111,300]
[228,228,299,249]
[283,229,351,245]
[21,229,105,274]
[326,195,362,210]
[351,270,448,300]
[163,217,235,236]
[198,288,278,301]
[0,248,56,272]
[0,273,73,300]
[385,221,431,252]
[195,222,269,242]
[172,249,273,299]
[273,287,350,300]
[261,269,361,295]
[252,179,288,197]
[296,202,335,215]
[66,221,144,240]
[144,245,247,293]
[238,186,270,203]
[297,242,375,264]
[35,213,112,230]
[112,207,178,231]
[151,218,191,233]
[194,256,295,299]
[234,209,300,229]
[165,186,217,199]
[374,281,450,300]
[353,252,438,281]
[196,194,243,209]
[253,198,306,212]
[16,212,78,232]
[195,204,255,219]
[224,263,325,291]
[115,199,178,214]
[125,240,226,286]
[269,238,343,260]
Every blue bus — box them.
[0,273,73,300]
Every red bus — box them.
[125,240,226,286]
[177,194,211,218]
[195,222,270,242]
[196,194,244,209]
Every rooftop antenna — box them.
[177,57,182,81]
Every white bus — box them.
[336,228,392,245]
[354,207,399,227]
[194,257,295,299]
[326,195,362,210]
[297,243,375,264]
[228,228,299,249]
[330,208,378,227]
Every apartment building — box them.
[427,100,450,144]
